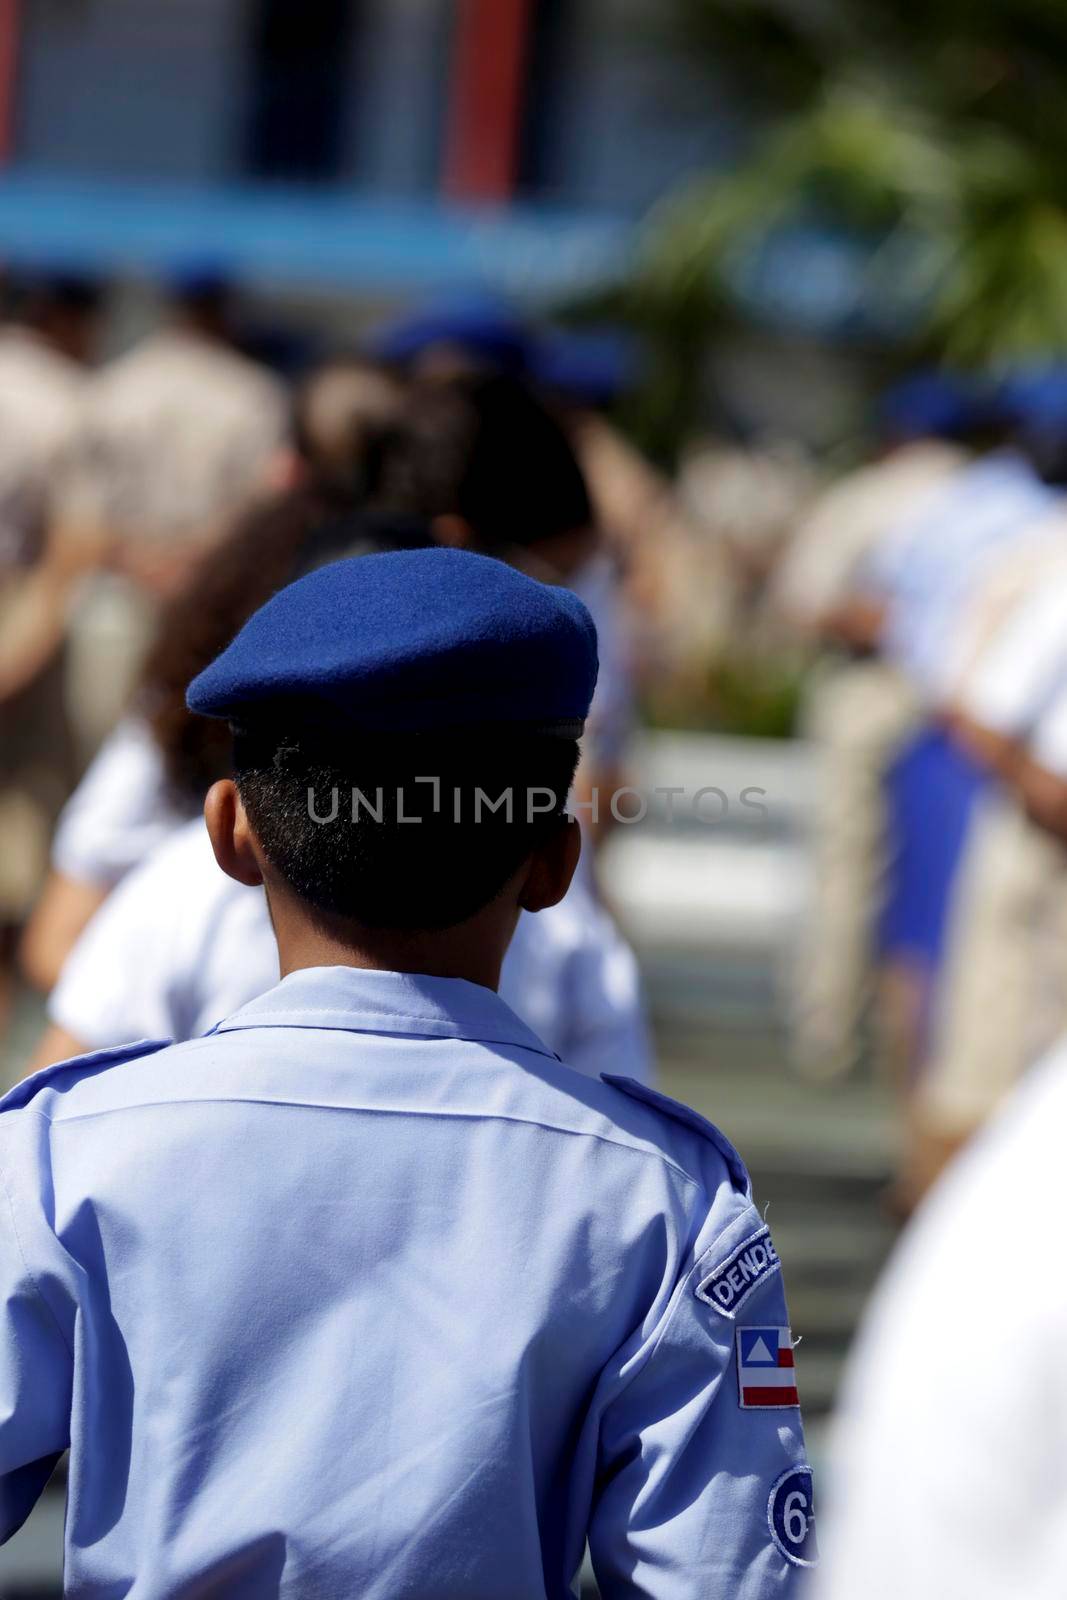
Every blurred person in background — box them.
[774,371,1067,1211]
[920,663,1067,1179]
[0,270,103,1030]
[832,389,1067,1210]
[771,375,975,639]
[23,373,651,1087]
[910,373,1067,1193]
[370,293,717,701]
[818,1033,1067,1600]
[375,369,638,845]
[804,386,1067,1590]
[50,264,288,757]
[56,264,287,599]
[773,375,975,1087]
[676,423,816,654]
[0,272,104,704]
[534,324,743,696]
[18,356,404,998]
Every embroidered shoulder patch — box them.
[736,1326,799,1409]
[695,1224,780,1317]
[767,1465,818,1568]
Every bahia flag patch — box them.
[736,1327,799,1409]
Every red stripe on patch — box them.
[777,1347,795,1368]
[743,1386,799,1407]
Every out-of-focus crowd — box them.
[779,369,1067,1599]
[4,269,793,1089]
[776,371,1067,1208]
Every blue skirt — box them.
[878,726,988,968]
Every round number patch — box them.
[767,1465,818,1568]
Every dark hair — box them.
[7,271,103,321]
[290,358,404,498]
[377,372,592,551]
[235,728,579,930]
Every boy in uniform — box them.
[0,548,813,1596]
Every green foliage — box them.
[641,88,954,304]
[642,648,805,739]
[634,0,1067,406]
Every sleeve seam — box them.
[606,1197,761,1407]
[0,1136,75,1360]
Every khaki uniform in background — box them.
[55,326,288,750]
[922,536,1067,1139]
[778,443,966,1079]
[572,414,738,688]
[791,657,920,1078]
[678,434,816,646]
[0,327,86,569]
[920,792,1067,1138]
[0,327,87,923]
[59,327,286,551]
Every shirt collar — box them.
[212,965,558,1061]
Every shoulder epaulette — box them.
[0,1037,172,1114]
[602,1073,751,1196]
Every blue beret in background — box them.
[164,257,233,302]
[366,291,530,374]
[879,370,981,440]
[996,365,1067,432]
[530,327,640,406]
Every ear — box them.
[204,779,264,888]
[518,817,581,914]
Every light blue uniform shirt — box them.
[862,452,1059,695]
[0,967,812,1597]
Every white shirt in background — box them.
[955,574,1067,738]
[1028,682,1067,778]
[770,439,967,628]
[819,1045,1067,1600]
[50,716,187,886]
[867,452,1060,699]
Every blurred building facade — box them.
[0,0,738,298]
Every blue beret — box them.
[531,327,640,405]
[996,365,1067,431]
[879,371,980,439]
[367,292,530,374]
[165,258,232,302]
[186,548,598,736]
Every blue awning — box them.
[0,171,634,301]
